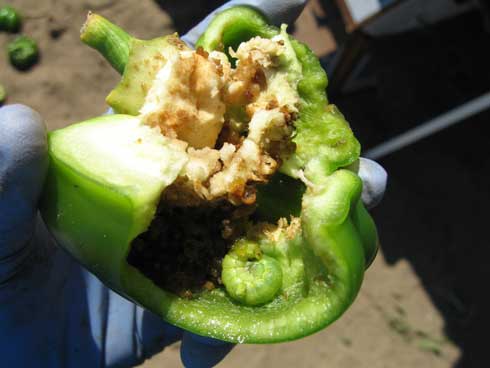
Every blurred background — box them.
[1,0,489,367]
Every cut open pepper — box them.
[40,6,379,343]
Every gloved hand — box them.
[0,1,387,368]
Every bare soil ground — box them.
[1,1,461,367]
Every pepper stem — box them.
[80,12,132,74]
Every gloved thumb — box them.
[358,158,387,210]
[180,333,234,368]
[0,104,48,282]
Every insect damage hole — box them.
[126,202,252,297]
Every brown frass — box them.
[127,202,253,297]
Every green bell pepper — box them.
[0,83,6,105]
[40,6,379,343]
[0,5,22,33]
[7,35,39,70]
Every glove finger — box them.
[135,307,183,359]
[358,157,388,209]
[180,332,234,367]
[0,104,48,281]
[182,0,307,47]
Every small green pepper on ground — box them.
[0,83,6,105]
[0,5,22,33]
[8,35,39,70]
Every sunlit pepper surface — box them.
[40,6,379,343]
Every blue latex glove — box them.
[0,1,386,367]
